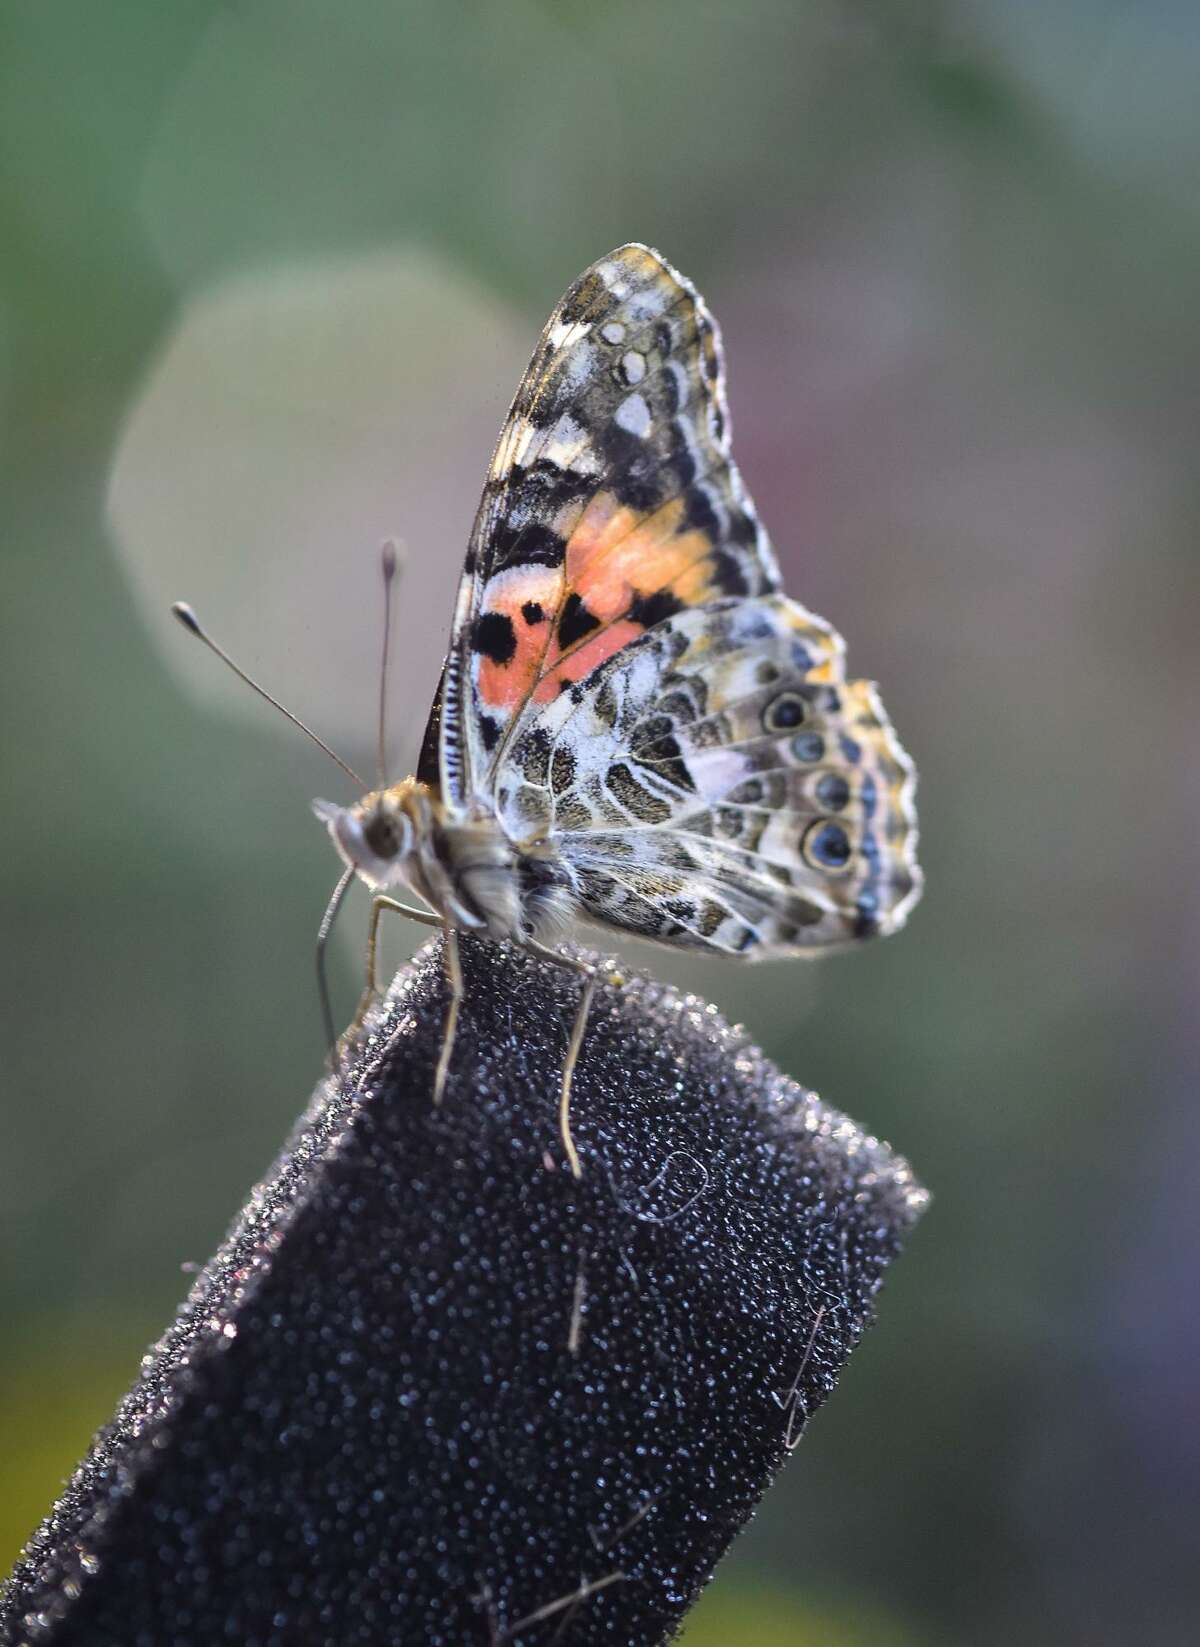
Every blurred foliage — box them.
[0,1315,160,1567]
[679,1583,924,1646]
[3,2,1198,1643]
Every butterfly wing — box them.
[430,243,780,812]
[493,595,921,952]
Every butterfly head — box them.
[312,783,421,890]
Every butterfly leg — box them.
[521,941,598,1180]
[351,894,441,1033]
[349,899,462,1109]
[432,920,463,1108]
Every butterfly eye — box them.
[363,812,403,860]
[803,819,853,873]
[762,691,808,733]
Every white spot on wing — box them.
[560,342,598,390]
[601,321,626,344]
[621,350,646,385]
[548,318,591,351]
[541,413,586,468]
[598,262,630,298]
[684,746,756,801]
[615,393,652,438]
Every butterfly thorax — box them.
[314,778,575,944]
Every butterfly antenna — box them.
[171,601,365,788]
[376,539,403,787]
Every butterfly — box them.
[305,243,921,1176]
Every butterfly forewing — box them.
[432,243,780,810]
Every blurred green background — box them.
[3,2,1197,1642]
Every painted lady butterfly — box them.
[182,244,921,1178]
[311,244,922,1174]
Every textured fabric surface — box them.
[2,937,926,1646]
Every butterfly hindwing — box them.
[493,595,921,952]
[433,243,781,811]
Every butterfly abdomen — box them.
[515,849,578,944]
[416,813,574,946]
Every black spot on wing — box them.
[709,545,751,597]
[513,725,552,786]
[725,507,761,552]
[627,588,685,630]
[558,591,602,650]
[478,713,501,753]
[762,691,807,733]
[663,897,699,922]
[521,601,545,626]
[680,482,718,538]
[669,434,698,491]
[487,518,566,575]
[606,762,672,823]
[698,318,722,381]
[815,773,851,812]
[727,778,764,805]
[803,820,852,870]
[630,713,673,753]
[472,612,517,665]
[657,685,704,723]
[508,458,595,500]
[630,716,696,794]
[550,745,577,795]
[556,796,592,830]
[596,422,664,513]
[593,679,618,728]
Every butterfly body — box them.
[317,780,575,947]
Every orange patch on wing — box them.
[474,567,562,711]
[477,655,529,711]
[533,620,642,704]
[477,488,731,717]
[564,492,720,622]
